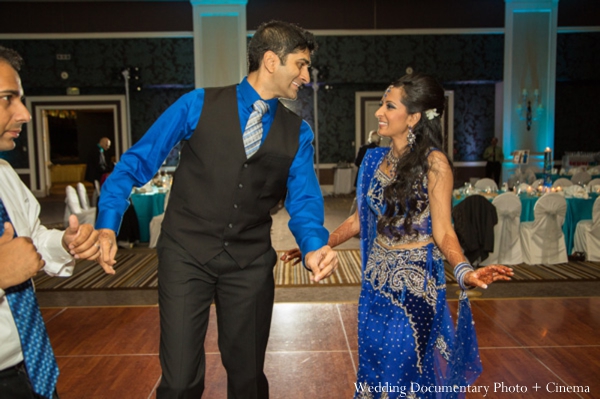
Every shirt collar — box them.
[239,77,278,114]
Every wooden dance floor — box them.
[42,297,599,399]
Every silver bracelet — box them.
[453,262,474,290]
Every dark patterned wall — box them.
[313,34,504,84]
[555,32,600,159]
[1,31,598,169]
[310,34,503,162]
[447,83,497,161]
[0,38,194,168]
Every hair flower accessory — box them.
[425,108,439,120]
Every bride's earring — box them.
[407,126,416,150]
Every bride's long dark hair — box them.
[377,73,451,239]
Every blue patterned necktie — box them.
[243,100,268,158]
[0,198,59,399]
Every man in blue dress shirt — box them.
[95,21,338,398]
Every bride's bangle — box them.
[453,262,474,291]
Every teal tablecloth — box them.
[452,192,597,254]
[130,188,167,242]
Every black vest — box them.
[161,85,302,267]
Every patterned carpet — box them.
[32,249,600,291]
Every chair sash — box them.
[65,185,82,214]
[497,208,520,251]
[531,194,566,263]
[77,182,90,210]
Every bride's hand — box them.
[280,248,302,266]
[464,265,514,289]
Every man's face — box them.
[0,62,30,152]
[271,49,311,100]
[100,138,111,151]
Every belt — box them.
[0,361,26,377]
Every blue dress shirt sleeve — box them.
[285,120,329,259]
[96,89,205,232]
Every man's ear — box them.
[263,50,279,73]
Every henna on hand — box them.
[328,215,359,248]
[440,233,467,267]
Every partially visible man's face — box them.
[0,62,30,152]
[271,49,311,100]
[100,138,111,151]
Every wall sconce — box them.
[516,89,543,131]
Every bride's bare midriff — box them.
[376,237,435,250]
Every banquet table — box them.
[130,187,167,242]
[534,173,600,184]
[519,193,597,254]
[453,192,598,255]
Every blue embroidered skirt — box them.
[354,241,482,399]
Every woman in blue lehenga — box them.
[290,73,513,398]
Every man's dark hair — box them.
[0,46,23,71]
[247,20,317,73]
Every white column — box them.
[190,0,248,88]
[503,0,559,177]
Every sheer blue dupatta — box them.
[356,147,387,273]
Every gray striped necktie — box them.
[243,100,268,158]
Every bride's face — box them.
[375,87,417,139]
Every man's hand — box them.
[97,228,118,275]
[0,222,45,289]
[304,245,338,283]
[62,214,100,261]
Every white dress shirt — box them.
[0,159,74,371]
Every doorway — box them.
[25,95,129,196]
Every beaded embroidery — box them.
[366,158,433,247]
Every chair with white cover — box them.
[587,166,600,175]
[474,178,498,191]
[567,166,584,176]
[481,192,522,265]
[525,165,541,174]
[92,179,101,207]
[517,182,530,193]
[64,185,96,226]
[76,182,91,210]
[570,171,592,185]
[589,178,600,188]
[523,168,537,184]
[519,193,568,264]
[506,168,524,189]
[552,178,573,188]
[572,196,600,261]
[531,178,543,188]
[148,189,170,249]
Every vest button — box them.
[233,204,238,209]
[243,164,248,168]
[228,223,233,228]
[239,183,243,188]
[224,242,229,246]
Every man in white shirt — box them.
[0,46,101,399]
